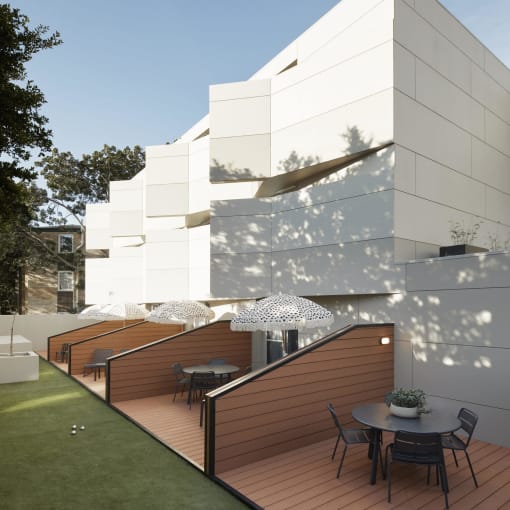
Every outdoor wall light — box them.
[380,337,391,345]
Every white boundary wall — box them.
[0,315,98,351]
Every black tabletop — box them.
[352,403,461,434]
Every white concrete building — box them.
[85,0,510,446]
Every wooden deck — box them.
[114,395,204,467]
[220,434,510,509]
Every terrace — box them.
[42,320,510,509]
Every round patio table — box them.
[352,402,461,485]
[182,364,239,376]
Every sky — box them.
[8,0,510,160]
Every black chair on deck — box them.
[56,342,71,363]
[208,358,228,382]
[187,371,217,409]
[386,431,449,509]
[171,363,190,402]
[441,407,479,488]
[327,403,382,478]
[83,348,113,381]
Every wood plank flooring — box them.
[219,434,510,509]
[114,395,205,467]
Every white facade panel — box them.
[110,210,143,237]
[211,198,272,218]
[110,180,143,210]
[85,258,112,304]
[416,60,484,139]
[472,64,510,125]
[415,155,485,217]
[393,43,415,98]
[272,238,404,296]
[394,91,471,176]
[394,145,416,194]
[211,252,272,298]
[145,183,189,217]
[485,110,510,158]
[297,0,386,64]
[145,154,189,185]
[145,269,189,302]
[210,134,271,181]
[271,41,393,132]
[144,217,186,243]
[471,138,510,195]
[211,215,271,255]
[85,203,111,249]
[484,50,510,92]
[210,79,270,101]
[486,187,510,225]
[271,89,393,174]
[145,242,189,270]
[210,95,270,138]
[273,0,393,92]
[272,191,393,251]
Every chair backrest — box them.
[458,407,478,446]
[190,371,217,390]
[327,403,343,435]
[392,431,443,463]
[62,343,71,353]
[208,358,226,365]
[92,348,114,363]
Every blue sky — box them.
[9,0,510,158]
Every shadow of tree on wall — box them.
[276,150,321,173]
[210,158,262,182]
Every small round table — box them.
[352,402,461,485]
[182,364,239,376]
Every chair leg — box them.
[452,449,458,467]
[387,459,392,503]
[378,442,385,479]
[464,450,478,488]
[439,464,449,508]
[331,433,341,460]
[336,445,348,478]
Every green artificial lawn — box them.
[0,358,248,510]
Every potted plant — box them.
[440,220,487,257]
[385,388,426,418]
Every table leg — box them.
[369,429,382,485]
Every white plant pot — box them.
[390,403,419,418]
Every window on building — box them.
[58,271,74,291]
[58,234,74,253]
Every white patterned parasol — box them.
[96,302,149,321]
[230,294,333,332]
[147,300,215,324]
[77,304,108,320]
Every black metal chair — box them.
[187,371,217,409]
[386,431,449,508]
[56,342,70,363]
[83,348,113,380]
[208,358,228,382]
[171,362,190,402]
[327,403,382,478]
[441,407,479,488]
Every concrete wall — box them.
[393,0,510,251]
[0,315,98,351]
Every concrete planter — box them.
[390,403,418,418]
[439,244,488,257]
[0,352,39,384]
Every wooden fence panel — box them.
[209,324,394,475]
[108,321,252,404]
[69,322,184,376]
[47,320,142,363]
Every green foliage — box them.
[36,144,145,221]
[449,220,482,245]
[385,388,427,409]
[0,4,62,182]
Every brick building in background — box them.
[22,226,85,314]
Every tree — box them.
[0,5,61,311]
[36,144,145,222]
